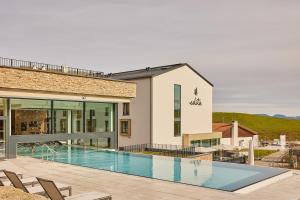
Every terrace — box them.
[0,157,300,200]
[0,57,105,78]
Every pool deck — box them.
[1,157,300,200]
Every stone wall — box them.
[0,67,136,98]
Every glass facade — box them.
[85,102,114,133]
[174,85,181,137]
[191,138,220,148]
[0,98,7,157]
[11,99,52,135]
[84,102,114,147]
[0,97,119,158]
[9,98,115,136]
[53,101,83,134]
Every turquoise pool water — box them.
[18,146,288,192]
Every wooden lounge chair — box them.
[0,170,23,179]
[37,177,112,200]
[0,176,38,186]
[3,170,72,196]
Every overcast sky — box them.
[0,0,299,116]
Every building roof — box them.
[108,63,214,87]
[213,123,258,138]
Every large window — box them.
[53,101,83,134]
[174,85,181,137]
[10,99,115,136]
[191,138,220,147]
[11,99,51,135]
[85,102,114,133]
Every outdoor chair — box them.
[0,176,38,186]
[3,170,72,196]
[0,169,23,179]
[37,177,112,200]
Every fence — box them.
[0,57,104,78]
[214,156,247,164]
[120,143,196,158]
[212,150,247,164]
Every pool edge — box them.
[234,170,293,194]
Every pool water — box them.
[18,146,288,192]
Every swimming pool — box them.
[18,145,289,192]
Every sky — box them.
[0,0,299,116]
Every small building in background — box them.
[213,121,258,148]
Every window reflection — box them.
[53,101,83,134]
[11,99,51,135]
[85,103,114,133]
[10,99,115,137]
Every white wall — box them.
[152,65,213,145]
[239,137,254,147]
[118,78,151,147]
[220,138,231,146]
[221,137,254,147]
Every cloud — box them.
[0,0,299,115]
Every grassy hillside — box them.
[213,112,300,141]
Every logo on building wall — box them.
[194,87,198,96]
[189,87,202,106]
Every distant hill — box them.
[256,113,300,120]
[213,112,300,141]
[273,114,288,119]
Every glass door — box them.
[0,98,7,158]
[0,118,5,158]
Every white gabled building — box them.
[110,63,220,148]
[213,121,258,148]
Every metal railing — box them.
[120,143,196,158]
[212,149,248,164]
[17,142,58,160]
[215,156,247,164]
[40,144,57,160]
[0,57,104,78]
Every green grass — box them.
[240,149,278,157]
[213,112,300,141]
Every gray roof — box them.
[107,63,213,86]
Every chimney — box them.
[280,135,286,149]
[231,121,239,146]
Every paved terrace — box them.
[1,157,300,200]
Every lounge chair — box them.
[0,170,23,179]
[0,176,38,186]
[37,177,112,200]
[3,170,72,196]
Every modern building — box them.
[213,121,258,147]
[110,63,219,148]
[1,57,218,158]
[0,57,136,158]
